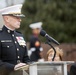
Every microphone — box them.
[40,30,60,45]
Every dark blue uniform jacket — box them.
[0,26,30,71]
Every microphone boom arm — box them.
[45,40,56,61]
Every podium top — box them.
[30,61,74,66]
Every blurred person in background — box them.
[28,22,44,62]
[70,63,76,75]
[0,4,30,75]
[47,47,70,75]
[46,47,64,75]
[47,47,63,61]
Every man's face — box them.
[32,28,40,35]
[4,15,21,30]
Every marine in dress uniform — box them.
[0,4,30,74]
[29,22,44,62]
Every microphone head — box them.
[40,30,46,37]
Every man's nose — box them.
[18,18,21,22]
[20,18,21,22]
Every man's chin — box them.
[16,26,20,29]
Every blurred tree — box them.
[20,0,76,43]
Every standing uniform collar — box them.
[2,25,15,34]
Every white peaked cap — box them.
[29,22,42,29]
[0,4,25,17]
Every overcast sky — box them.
[0,0,24,9]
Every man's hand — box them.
[14,63,26,70]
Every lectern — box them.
[0,61,74,75]
[29,61,74,75]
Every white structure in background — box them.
[0,0,6,9]
[6,0,24,6]
[0,0,24,28]
[0,0,24,8]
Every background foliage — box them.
[19,0,76,43]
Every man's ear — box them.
[3,16,9,22]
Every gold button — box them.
[7,46,9,48]
[7,30,10,33]
[18,56,20,58]
[17,60,20,63]
[12,34,14,37]
[17,48,19,51]
[15,41,17,44]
